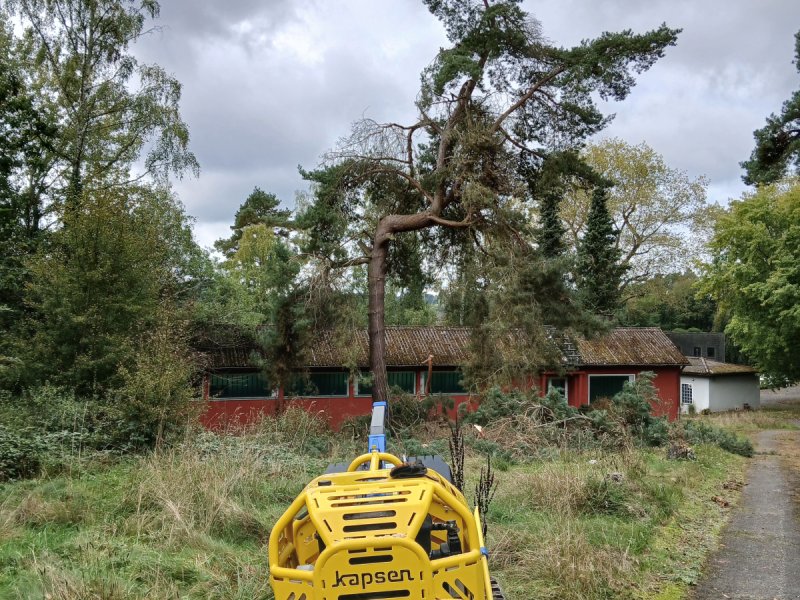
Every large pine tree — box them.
[297,1,678,401]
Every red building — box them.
[200,326,687,429]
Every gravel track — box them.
[691,428,800,599]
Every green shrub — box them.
[608,372,659,433]
[539,387,580,421]
[681,421,754,457]
[717,435,755,458]
[393,436,448,458]
[341,415,370,441]
[0,385,131,452]
[461,386,541,426]
[388,390,436,432]
[0,425,43,480]
[465,437,515,463]
[112,314,198,449]
[644,418,670,447]
[580,373,671,449]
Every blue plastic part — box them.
[368,401,388,453]
[368,433,386,453]
[480,546,489,557]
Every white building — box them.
[680,357,760,414]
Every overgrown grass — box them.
[0,405,747,600]
[0,409,356,599]
[483,445,744,599]
[694,402,800,436]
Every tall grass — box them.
[0,408,354,599]
[0,407,747,600]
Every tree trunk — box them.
[368,232,390,403]
[367,212,460,403]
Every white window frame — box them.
[681,383,693,405]
[588,374,635,404]
[547,377,568,402]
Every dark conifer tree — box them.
[538,193,565,258]
[576,188,626,316]
[741,30,800,185]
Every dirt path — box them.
[691,429,800,600]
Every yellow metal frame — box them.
[269,450,493,599]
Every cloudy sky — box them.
[133,0,800,250]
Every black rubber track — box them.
[491,577,506,600]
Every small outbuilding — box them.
[679,357,760,414]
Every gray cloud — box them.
[530,0,800,199]
[131,1,800,248]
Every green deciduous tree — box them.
[561,138,709,292]
[214,187,291,260]
[211,187,315,388]
[575,188,626,316]
[0,23,56,329]
[701,179,800,385]
[0,1,202,446]
[7,0,198,213]
[21,184,200,394]
[619,271,716,331]
[299,0,679,401]
[742,31,800,185]
[114,302,197,448]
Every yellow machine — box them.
[268,400,504,600]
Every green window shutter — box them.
[288,372,349,397]
[589,375,630,403]
[210,372,272,398]
[388,371,416,393]
[429,371,465,394]
[286,374,307,397]
[311,372,348,396]
[357,371,416,396]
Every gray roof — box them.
[577,328,689,367]
[683,357,758,376]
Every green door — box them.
[589,375,631,403]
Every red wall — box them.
[200,371,476,431]
[201,398,280,429]
[540,367,680,421]
[200,365,681,430]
